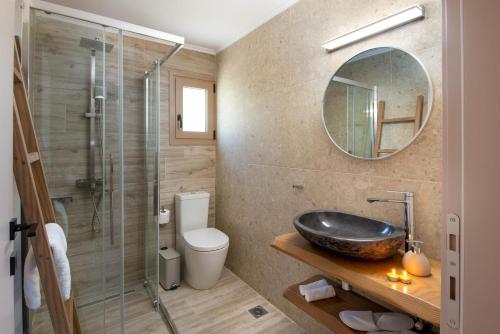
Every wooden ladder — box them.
[12,38,82,334]
[373,95,424,157]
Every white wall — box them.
[0,1,16,333]
[443,0,500,333]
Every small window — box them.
[170,71,215,145]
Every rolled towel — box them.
[304,285,336,302]
[24,223,71,310]
[299,279,329,296]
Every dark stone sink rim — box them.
[292,210,406,242]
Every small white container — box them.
[402,240,431,277]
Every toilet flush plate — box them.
[248,305,268,319]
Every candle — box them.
[399,270,412,284]
[386,268,399,282]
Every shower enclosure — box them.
[28,7,182,333]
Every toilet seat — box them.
[183,228,229,252]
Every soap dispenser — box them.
[402,240,431,277]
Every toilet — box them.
[175,191,229,290]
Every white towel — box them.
[299,279,329,296]
[23,248,40,310]
[304,285,336,302]
[45,222,67,252]
[24,223,71,310]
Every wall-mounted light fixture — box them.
[321,5,425,52]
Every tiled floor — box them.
[160,268,306,334]
[31,269,303,334]
[31,284,172,334]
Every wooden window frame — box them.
[169,70,216,145]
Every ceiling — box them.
[43,0,300,52]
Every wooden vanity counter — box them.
[271,232,441,325]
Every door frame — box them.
[0,1,16,333]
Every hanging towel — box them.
[299,278,329,296]
[304,285,336,302]
[23,247,40,310]
[45,222,67,252]
[24,223,71,310]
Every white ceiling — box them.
[43,0,300,52]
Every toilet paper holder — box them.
[159,206,170,225]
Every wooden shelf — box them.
[272,232,441,325]
[284,276,389,334]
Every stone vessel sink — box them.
[293,211,405,260]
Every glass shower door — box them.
[29,9,124,333]
[144,61,160,305]
[346,85,376,158]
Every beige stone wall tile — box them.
[216,0,442,332]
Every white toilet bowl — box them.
[182,227,229,290]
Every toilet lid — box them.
[183,228,229,252]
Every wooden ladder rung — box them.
[377,148,397,154]
[14,68,23,83]
[381,116,416,123]
[27,152,40,164]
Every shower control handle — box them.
[177,114,183,129]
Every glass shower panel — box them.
[144,62,160,305]
[29,9,123,333]
[347,85,376,157]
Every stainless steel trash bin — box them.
[159,248,180,290]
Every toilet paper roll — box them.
[159,208,170,225]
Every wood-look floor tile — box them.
[160,268,305,334]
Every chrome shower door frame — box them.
[144,60,160,307]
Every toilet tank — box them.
[175,192,210,235]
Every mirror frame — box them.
[321,46,434,160]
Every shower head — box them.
[79,37,114,53]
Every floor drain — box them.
[248,305,268,319]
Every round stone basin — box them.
[293,210,405,260]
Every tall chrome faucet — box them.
[367,191,415,252]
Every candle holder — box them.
[399,270,412,284]
[386,268,400,282]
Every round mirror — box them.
[322,47,432,159]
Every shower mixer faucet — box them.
[367,191,415,252]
